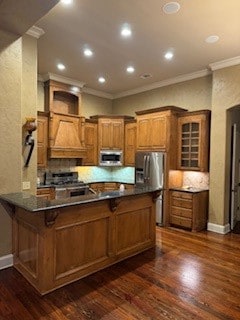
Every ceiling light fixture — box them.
[126,66,135,73]
[71,86,79,93]
[140,74,152,79]
[121,24,132,37]
[57,63,65,70]
[61,0,73,5]
[164,51,174,60]
[205,35,219,43]
[98,77,106,83]
[162,2,180,14]
[84,48,93,57]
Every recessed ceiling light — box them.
[126,66,135,73]
[140,74,152,79]
[57,63,65,70]
[121,24,132,37]
[71,86,79,93]
[98,77,106,83]
[162,2,180,14]
[61,0,73,5]
[84,48,93,57]
[164,51,174,60]
[205,35,219,43]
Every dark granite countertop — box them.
[37,182,135,189]
[0,187,160,213]
[170,187,209,193]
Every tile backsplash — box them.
[37,159,135,184]
[169,170,209,189]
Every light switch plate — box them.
[22,181,31,190]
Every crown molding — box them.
[113,69,211,99]
[209,56,240,71]
[82,87,113,99]
[26,26,45,39]
[40,73,85,89]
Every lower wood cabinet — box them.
[169,190,208,231]
[13,193,155,294]
[36,187,55,200]
[37,112,48,168]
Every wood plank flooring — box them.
[1,227,240,320]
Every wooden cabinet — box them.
[13,192,155,294]
[37,112,48,168]
[36,187,55,200]
[83,119,98,165]
[98,118,124,150]
[177,110,210,171]
[169,190,208,231]
[89,183,104,193]
[44,80,86,159]
[136,106,186,153]
[125,121,137,166]
[44,80,81,115]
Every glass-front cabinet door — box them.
[177,111,210,172]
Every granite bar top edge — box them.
[0,187,160,213]
[170,187,209,193]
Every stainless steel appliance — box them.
[135,151,165,225]
[99,150,123,166]
[44,171,90,199]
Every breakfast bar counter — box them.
[0,188,160,295]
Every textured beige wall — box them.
[112,76,212,115]
[22,35,38,193]
[81,92,113,117]
[210,65,240,225]
[37,81,45,111]
[0,39,22,256]
[0,35,38,257]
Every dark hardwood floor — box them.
[1,227,240,320]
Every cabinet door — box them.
[99,119,112,149]
[37,188,55,200]
[125,122,137,166]
[178,113,209,171]
[37,116,48,168]
[151,116,167,149]
[111,119,124,149]
[83,122,98,165]
[137,118,151,149]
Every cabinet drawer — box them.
[171,206,192,219]
[170,215,192,229]
[171,191,192,199]
[171,198,192,209]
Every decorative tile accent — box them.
[182,171,209,189]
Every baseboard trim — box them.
[0,254,13,270]
[207,222,231,234]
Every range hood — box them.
[48,112,86,159]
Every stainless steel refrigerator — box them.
[135,151,165,225]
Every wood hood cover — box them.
[48,112,86,159]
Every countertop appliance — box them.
[44,171,90,199]
[135,151,165,225]
[99,150,123,166]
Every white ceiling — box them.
[36,0,240,97]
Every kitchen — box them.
[1,0,240,318]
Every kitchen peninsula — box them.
[0,187,159,295]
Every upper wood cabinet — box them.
[83,119,98,166]
[48,112,86,159]
[136,106,186,152]
[124,120,137,166]
[37,111,48,168]
[177,110,210,171]
[44,80,81,115]
[90,115,134,151]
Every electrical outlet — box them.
[22,181,31,190]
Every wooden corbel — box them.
[109,198,121,212]
[152,190,162,202]
[44,210,59,227]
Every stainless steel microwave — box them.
[99,150,123,166]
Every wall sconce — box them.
[24,117,37,167]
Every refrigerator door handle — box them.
[143,155,147,182]
[146,155,150,182]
